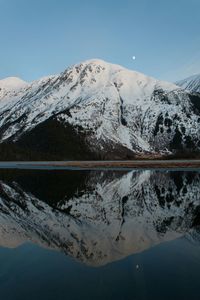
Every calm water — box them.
[0,169,199,300]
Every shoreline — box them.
[0,160,199,170]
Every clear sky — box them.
[0,0,199,82]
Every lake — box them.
[0,168,199,300]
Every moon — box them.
[132,56,136,60]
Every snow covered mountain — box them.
[0,59,200,160]
[0,170,199,266]
[0,77,28,100]
[176,74,200,93]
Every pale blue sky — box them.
[0,0,199,82]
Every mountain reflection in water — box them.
[0,169,199,266]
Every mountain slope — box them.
[0,59,200,160]
[176,74,200,93]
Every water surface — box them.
[0,169,199,300]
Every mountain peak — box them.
[176,73,200,93]
[0,76,28,90]
[71,58,123,75]
[83,58,109,65]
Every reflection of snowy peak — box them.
[0,170,199,266]
[176,74,200,93]
[0,60,200,159]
